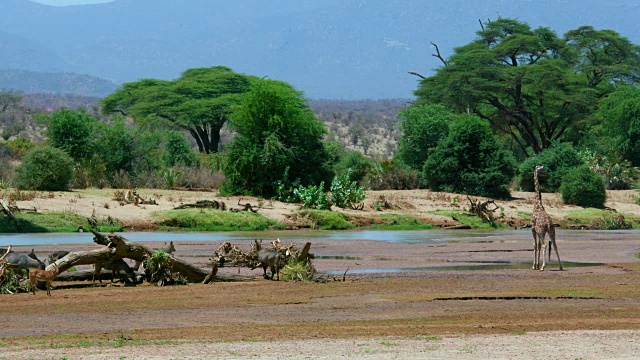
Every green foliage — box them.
[281,258,315,281]
[163,131,196,167]
[415,18,640,157]
[396,104,454,171]
[223,78,333,197]
[0,269,25,294]
[423,116,516,199]
[334,150,375,184]
[591,86,640,167]
[0,211,122,233]
[154,209,285,231]
[330,171,365,209]
[581,150,639,190]
[431,210,507,229]
[363,160,419,190]
[365,214,437,230]
[144,250,188,286]
[518,143,585,192]
[6,137,35,156]
[559,165,607,208]
[43,109,97,160]
[563,208,637,229]
[102,66,255,154]
[297,209,354,230]
[14,146,74,191]
[94,118,135,175]
[294,181,331,210]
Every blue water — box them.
[1,229,637,247]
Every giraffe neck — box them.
[534,170,543,207]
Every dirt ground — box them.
[1,189,640,359]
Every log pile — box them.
[113,190,158,206]
[173,200,226,210]
[210,239,313,270]
[467,196,500,224]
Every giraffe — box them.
[531,165,563,271]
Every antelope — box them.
[253,239,284,281]
[93,259,136,284]
[47,250,70,264]
[29,264,58,296]
[4,252,45,274]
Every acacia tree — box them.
[223,78,333,197]
[102,66,255,154]
[415,19,640,156]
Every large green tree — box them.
[102,66,255,154]
[415,19,640,157]
[223,78,333,197]
[43,109,97,160]
[395,104,455,171]
[591,86,640,166]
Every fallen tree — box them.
[49,230,211,283]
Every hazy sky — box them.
[32,0,113,5]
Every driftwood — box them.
[173,200,226,210]
[49,230,210,283]
[210,239,314,275]
[113,190,158,206]
[467,196,500,224]
[54,268,145,282]
[0,199,19,226]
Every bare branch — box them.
[408,71,426,79]
[478,19,485,32]
[430,42,448,66]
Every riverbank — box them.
[1,188,640,233]
[2,230,640,359]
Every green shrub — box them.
[144,250,188,286]
[281,258,316,281]
[363,160,419,190]
[334,151,375,184]
[518,143,584,192]
[14,146,74,191]
[294,181,331,210]
[330,171,365,209]
[559,165,606,208]
[163,131,196,167]
[298,209,354,230]
[423,116,516,198]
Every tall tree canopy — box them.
[102,66,255,154]
[223,78,332,197]
[415,18,640,157]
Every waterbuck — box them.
[4,252,45,274]
[253,239,284,281]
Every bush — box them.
[44,109,97,160]
[363,160,419,190]
[294,182,331,210]
[518,143,584,192]
[334,150,375,184]
[423,116,516,199]
[559,165,606,208]
[396,104,454,171]
[14,146,74,191]
[330,171,365,209]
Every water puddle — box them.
[319,261,604,274]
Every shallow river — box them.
[2,228,639,247]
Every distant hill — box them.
[0,69,118,97]
[1,0,639,99]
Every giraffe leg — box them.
[532,231,538,270]
[539,229,547,271]
[551,236,563,271]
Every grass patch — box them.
[562,208,640,229]
[429,210,506,229]
[297,209,354,230]
[0,211,123,233]
[153,209,285,231]
[365,214,437,230]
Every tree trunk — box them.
[48,231,211,283]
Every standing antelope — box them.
[29,264,58,296]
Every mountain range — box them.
[1,0,639,99]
